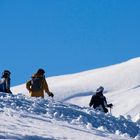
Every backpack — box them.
[31,77,42,92]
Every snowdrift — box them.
[0,93,140,139]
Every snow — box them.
[1,57,140,139]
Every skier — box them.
[89,86,113,113]
[0,70,12,93]
[26,68,54,98]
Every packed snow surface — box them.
[1,57,140,139]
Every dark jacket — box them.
[0,77,12,93]
[89,91,108,113]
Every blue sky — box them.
[0,0,140,86]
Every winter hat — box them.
[2,70,11,78]
[37,68,45,75]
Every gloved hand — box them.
[49,92,54,97]
[104,108,108,113]
[107,103,113,108]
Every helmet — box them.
[37,68,45,75]
[96,86,104,93]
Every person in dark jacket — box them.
[89,86,113,113]
[0,70,12,93]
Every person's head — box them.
[2,70,11,78]
[36,68,45,76]
[96,86,104,96]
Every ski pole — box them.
[51,96,54,102]
[109,107,112,114]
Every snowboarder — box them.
[89,86,113,113]
[26,68,54,98]
[0,70,12,93]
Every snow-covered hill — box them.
[1,57,140,139]
[12,57,140,117]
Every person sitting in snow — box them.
[89,86,113,113]
[0,70,12,93]
[26,68,54,98]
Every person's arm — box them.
[89,96,94,107]
[43,78,54,97]
[101,96,109,113]
[103,96,113,108]
[26,80,32,92]
[5,78,12,93]
[103,96,108,107]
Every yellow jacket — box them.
[26,74,51,98]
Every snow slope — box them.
[0,93,139,140]
[12,57,140,117]
[1,57,140,139]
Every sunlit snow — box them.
[1,57,140,140]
